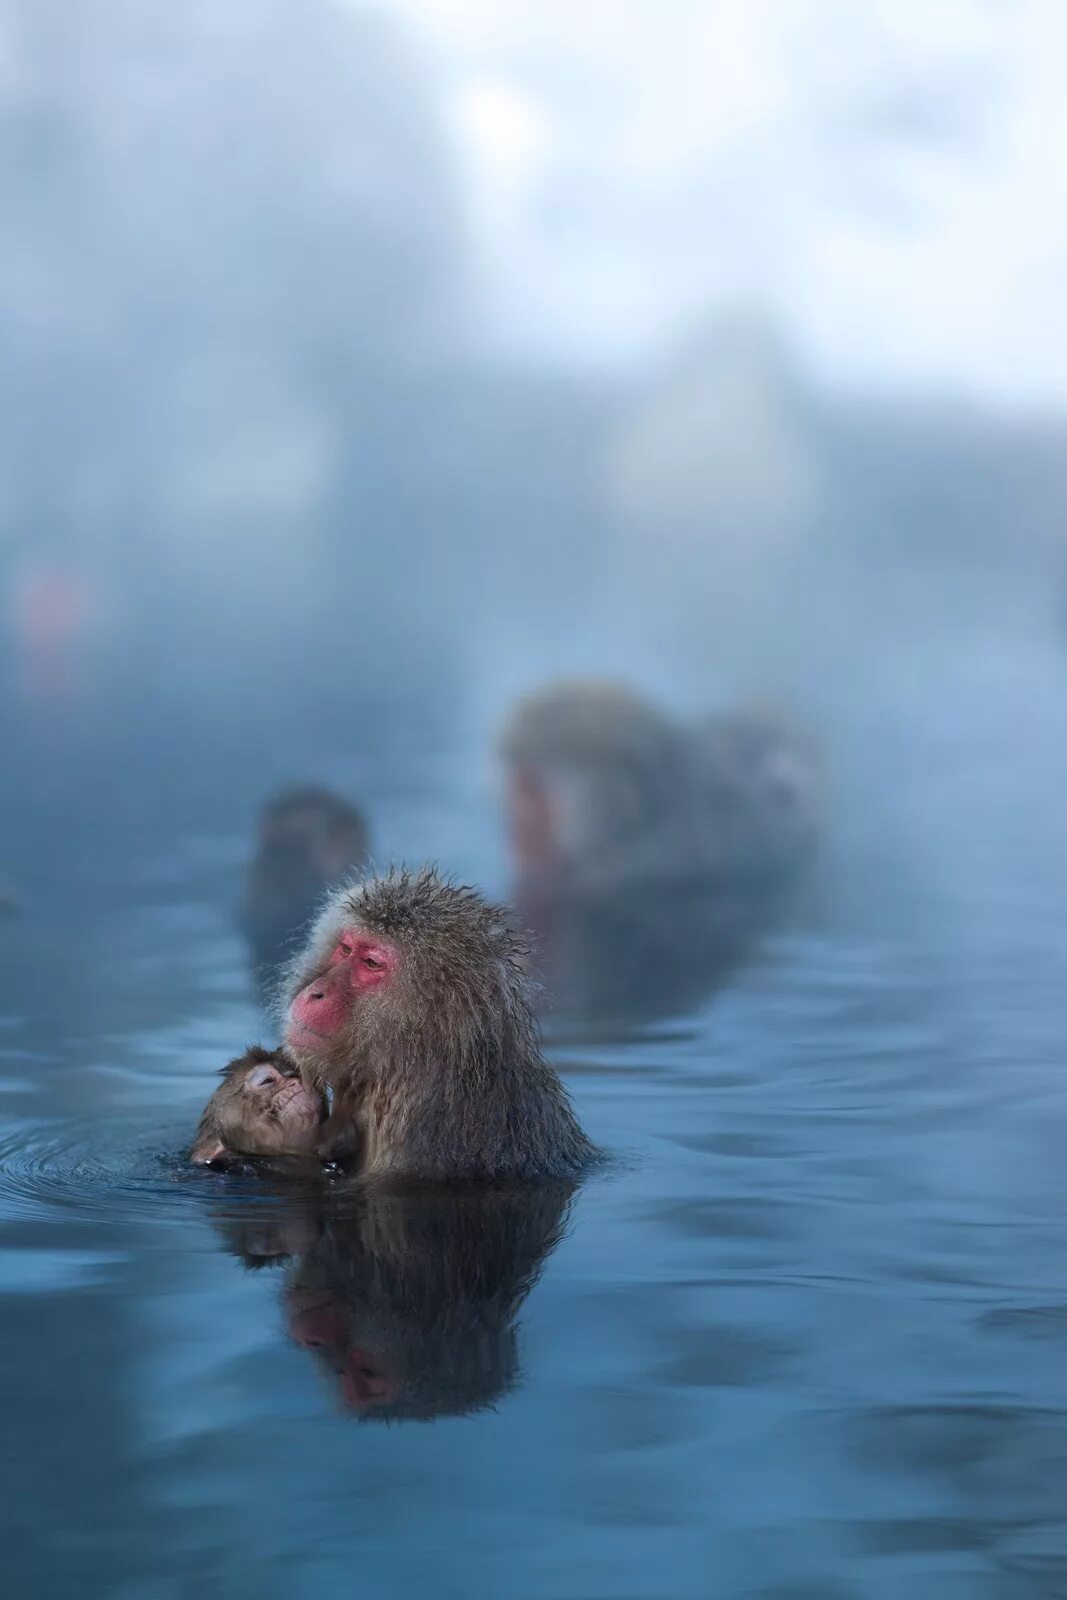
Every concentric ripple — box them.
[0,1113,283,1227]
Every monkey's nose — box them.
[309,987,325,1001]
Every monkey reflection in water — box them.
[240,787,370,1000]
[500,680,822,1023]
[215,1181,574,1422]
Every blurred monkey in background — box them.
[241,787,370,997]
[500,680,821,1023]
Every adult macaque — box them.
[501,680,819,901]
[240,787,370,987]
[280,867,596,1179]
[499,680,821,1021]
[501,681,690,907]
[190,1045,326,1168]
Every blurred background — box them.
[3,0,1066,895]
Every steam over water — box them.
[3,632,1067,1598]
[5,3,1067,1591]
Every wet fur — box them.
[277,867,597,1181]
[191,1044,323,1164]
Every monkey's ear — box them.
[189,1136,232,1167]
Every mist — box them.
[5,8,1067,1596]
[0,0,1063,904]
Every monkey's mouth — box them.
[285,1016,329,1046]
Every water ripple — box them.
[0,1114,272,1227]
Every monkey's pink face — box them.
[286,929,399,1048]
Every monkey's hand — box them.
[316,1114,361,1171]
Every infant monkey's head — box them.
[190,1046,326,1167]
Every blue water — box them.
[3,642,1067,1599]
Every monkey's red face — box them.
[286,929,398,1047]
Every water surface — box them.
[4,646,1067,1599]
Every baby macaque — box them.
[280,866,596,1180]
[190,1045,327,1167]
[240,787,370,984]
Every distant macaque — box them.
[501,680,819,902]
[500,681,690,906]
[220,1181,574,1420]
[240,787,370,987]
[280,867,596,1179]
[499,680,821,1022]
[190,1045,326,1168]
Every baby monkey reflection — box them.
[220,1181,574,1421]
[190,1046,326,1168]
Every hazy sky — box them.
[373,0,1067,405]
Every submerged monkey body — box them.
[280,868,596,1182]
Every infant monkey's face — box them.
[190,1047,326,1166]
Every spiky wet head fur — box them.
[279,866,596,1181]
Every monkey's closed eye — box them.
[363,955,383,970]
